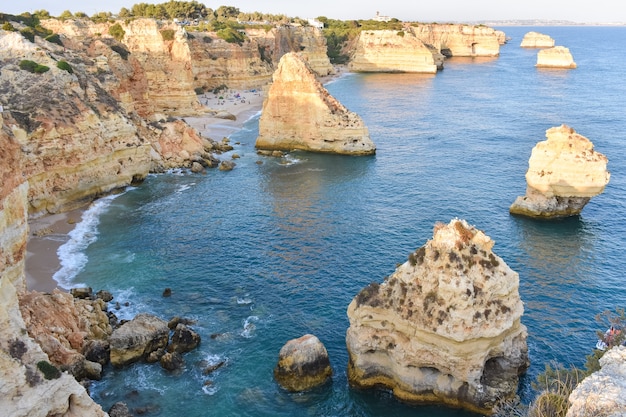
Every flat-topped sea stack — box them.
[348,30,439,73]
[411,24,503,57]
[510,125,610,218]
[256,52,375,155]
[520,31,555,48]
[536,46,577,69]
[346,219,529,414]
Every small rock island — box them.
[346,219,529,414]
[255,52,375,155]
[510,124,610,218]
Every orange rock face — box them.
[256,53,375,155]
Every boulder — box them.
[510,125,610,218]
[346,219,529,414]
[167,323,201,353]
[520,31,555,48]
[536,46,577,69]
[566,346,626,417]
[109,402,133,417]
[160,351,184,371]
[109,313,169,367]
[256,52,375,155]
[274,334,333,392]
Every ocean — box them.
[53,26,626,416]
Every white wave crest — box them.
[53,194,121,289]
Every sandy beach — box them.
[25,88,267,293]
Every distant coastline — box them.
[469,20,626,26]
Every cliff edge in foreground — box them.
[346,219,529,414]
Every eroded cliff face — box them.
[256,52,375,155]
[566,346,626,417]
[520,31,555,48]
[536,46,577,69]
[346,219,529,414]
[411,24,502,57]
[0,114,106,417]
[349,30,439,73]
[510,125,609,218]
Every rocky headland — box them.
[256,52,375,155]
[510,124,610,218]
[536,46,577,69]
[520,31,555,48]
[346,219,529,414]
[410,23,504,57]
[348,29,440,73]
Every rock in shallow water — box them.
[274,334,332,392]
[346,219,529,414]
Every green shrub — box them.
[20,27,35,42]
[2,21,17,31]
[108,23,125,41]
[216,27,246,45]
[194,87,204,95]
[36,360,61,379]
[160,29,175,41]
[397,31,405,37]
[44,33,63,46]
[56,60,73,73]
[19,60,50,74]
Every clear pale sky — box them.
[2,0,624,24]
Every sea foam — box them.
[53,193,121,289]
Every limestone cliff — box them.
[348,30,438,73]
[250,26,334,77]
[510,125,610,218]
[566,346,626,417]
[520,31,555,48]
[1,114,107,417]
[536,46,577,69]
[410,24,503,57]
[346,219,529,414]
[43,18,202,118]
[256,52,375,155]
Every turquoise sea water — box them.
[55,27,626,416]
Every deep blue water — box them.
[58,26,626,416]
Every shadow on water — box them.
[510,214,602,402]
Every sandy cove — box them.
[25,89,266,293]
[25,67,347,293]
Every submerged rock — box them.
[274,334,333,392]
[256,52,375,155]
[510,124,610,218]
[346,219,528,414]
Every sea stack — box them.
[348,30,439,73]
[255,52,375,155]
[510,125,610,218]
[346,219,529,414]
[520,31,555,48]
[536,46,577,69]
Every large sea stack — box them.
[255,52,375,155]
[510,124,610,218]
[346,219,529,414]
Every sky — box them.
[2,0,625,24]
